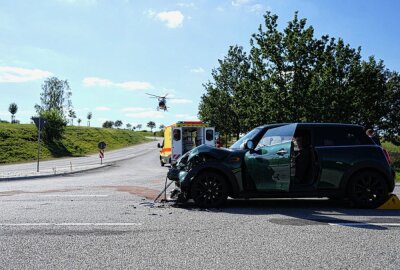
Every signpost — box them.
[98,141,106,164]
[31,117,48,172]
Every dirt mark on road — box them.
[101,185,160,200]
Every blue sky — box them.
[1,0,399,129]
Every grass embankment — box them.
[382,142,400,182]
[0,123,150,164]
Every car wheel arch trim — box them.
[185,162,240,197]
[340,162,394,193]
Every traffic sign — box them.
[31,117,48,130]
[99,149,105,165]
[98,142,106,150]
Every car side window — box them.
[256,124,296,149]
[314,127,373,146]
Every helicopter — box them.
[146,93,170,111]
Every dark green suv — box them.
[168,123,395,208]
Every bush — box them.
[39,109,67,142]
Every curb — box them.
[0,164,113,182]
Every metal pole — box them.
[37,117,41,172]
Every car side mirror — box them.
[157,143,161,148]
[245,140,255,150]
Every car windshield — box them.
[230,127,262,149]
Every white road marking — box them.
[42,195,109,197]
[0,223,141,226]
[329,222,400,227]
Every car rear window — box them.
[314,126,374,147]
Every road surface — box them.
[0,145,399,269]
[0,140,160,179]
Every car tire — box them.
[190,171,228,208]
[347,170,389,209]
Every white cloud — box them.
[175,114,199,121]
[121,107,151,112]
[177,2,195,8]
[249,4,264,13]
[232,0,250,7]
[83,77,153,91]
[95,106,111,111]
[0,66,51,83]
[156,11,184,28]
[190,67,205,73]
[170,98,193,104]
[126,111,165,119]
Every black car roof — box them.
[258,123,365,129]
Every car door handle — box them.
[276,149,287,156]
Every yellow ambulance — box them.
[158,121,215,166]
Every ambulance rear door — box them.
[203,127,215,147]
[171,127,183,163]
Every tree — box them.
[40,109,68,141]
[68,109,77,125]
[35,77,72,115]
[136,124,142,130]
[114,120,123,128]
[8,103,18,123]
[34,77,72,141]
[198,11,400,144]
[126,123,132,129]
[159,124,165,130]
[77,118,82,126]
[147,121,156,132]
[102,121,114,128]
[87,112,92,127]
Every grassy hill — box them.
[0,123,150,164]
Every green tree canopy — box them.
[199,11,400,144]
[102,121,114,128]
[114,120,123,128]
[147,121,156,132]
[8,102,18,123]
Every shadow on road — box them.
[175,198,400,231]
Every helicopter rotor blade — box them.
[146,93,160,98]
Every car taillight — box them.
[383,149,392,165]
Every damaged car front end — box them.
[167,144,247,207]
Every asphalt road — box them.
[0,144,399,269]
[0,139,160,179]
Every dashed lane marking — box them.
[41,195,109,197]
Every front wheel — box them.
[190,171,228,208]
[347,171,389,209]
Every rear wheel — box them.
[348,171,389,208]
[190,171,228,208]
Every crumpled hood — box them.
[188,144,233,161]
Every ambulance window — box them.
[206,130,213,141]
[173,129,181,141]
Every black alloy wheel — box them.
[348,171,389,209]
[190,172,228,208]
